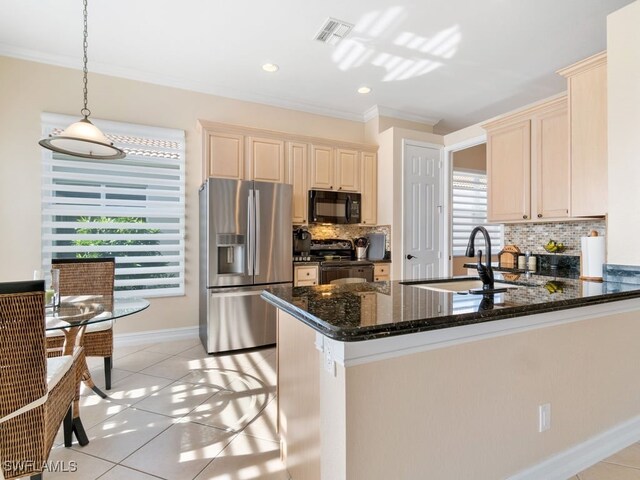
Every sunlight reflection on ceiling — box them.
[332,6,462,82]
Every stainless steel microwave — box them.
[308,190,361,224]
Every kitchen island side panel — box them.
[338,307,640,479]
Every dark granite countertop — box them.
[261,272,640,342]
[463,263,579,279]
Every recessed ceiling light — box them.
[262,63,279,73]
[357,86,372,94]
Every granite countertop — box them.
[463,263,579,279]
[261,272,640,342]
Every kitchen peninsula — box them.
[262,270,640,480]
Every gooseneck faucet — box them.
[465,226,494,289]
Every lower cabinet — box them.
[374,263,390,281]
[294,265,318,287]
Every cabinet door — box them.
[360,152,377,225]
[487,120,531,222]
[205,132,244,180]
[335,148,360,192]
[288,142,308,224]
[248,137,286,183]
[309,145,334,190]
[569,60,608,216]
[533,103,569,220]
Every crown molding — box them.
[363,104,440,126]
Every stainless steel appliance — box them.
[199,178,292,353]
[308,239,374,284]
[367,233,386,260]
[293,229,312,261]
[308,190,361,224]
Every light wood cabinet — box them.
[374,263,390,281]
[288,142,308,225]
[247,137,286,183]
[360,152,377,225]
[294,265,318,287]
[335,148,360,192]
[484,96,569,223]
[309,145,334,190]
[558,52,608,217]
[199,121,378,225]
[486,119,531,222]
[203,131,244,180]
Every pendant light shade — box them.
[39,118,125,159]
[39,0,125,160]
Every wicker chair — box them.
[0,280,79,480]
[48,258,115,390]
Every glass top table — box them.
[44,295,149,446]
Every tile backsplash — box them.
[504,219,606,255]
[304,224,391,252]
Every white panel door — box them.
[403,143,443,280]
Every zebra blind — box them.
[452,169,503,257]
[40,113,185,297]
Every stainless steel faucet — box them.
[465,226,494,289]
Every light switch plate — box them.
[539,403,551,432]
[324,343,336,376]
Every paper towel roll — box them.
[580,235,606,281]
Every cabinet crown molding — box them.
[197,119,378,153]
[557,51,607,78]
[482,94,568,132]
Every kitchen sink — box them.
[407,279,520,294]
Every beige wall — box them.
[452,143,486,171]
[607,0,640,266]
[320,305,640,479]
[0,55,369,334]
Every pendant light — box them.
[39,0,125,160]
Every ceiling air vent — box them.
[314,17,354,46]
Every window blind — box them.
[41,113,185,298]
[452,170,503,257]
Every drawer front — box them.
[295,266,318,280]
[374,264,389,276]
[296,279,318,287]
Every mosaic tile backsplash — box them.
[304,224,391,252]
[504,220,606,256]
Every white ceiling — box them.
[0,0,632,133]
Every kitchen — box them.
[1,1,640,479]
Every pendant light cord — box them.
[81,0,91,119]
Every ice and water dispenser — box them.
[216,234,245,275]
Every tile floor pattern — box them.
[31,339,288,480]
[19,338,640,480]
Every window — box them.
[452,169,503,257]
[41,113,185,297]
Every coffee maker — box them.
[293,228,312,261]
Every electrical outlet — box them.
[324,343,336,376]
[539,403,551,432]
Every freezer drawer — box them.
[203,285,278,353]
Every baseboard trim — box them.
[114,326,199,347]
[508,414,640,480]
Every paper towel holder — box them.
[580,230,605,282]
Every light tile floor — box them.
[40,339,287,480]
[31,337,640,480]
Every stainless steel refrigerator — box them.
[199,178,292,353]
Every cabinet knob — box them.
[306,272,310,276]
[537,214,542,218]
[522,215,528,219]
[330,186,333,189]
[338,187,342,190]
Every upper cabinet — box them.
[558,52,608,217]
[288,142,308,225]
[309,145,334,190]
[247,137,286,183]
[199,120,378,225]
[309,146,361,192]
[484,96,569,223]
[203,131,244,180]
[360,151,377,225]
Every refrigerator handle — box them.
[247,189,254,275]
[255,189,261,275]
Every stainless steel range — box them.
[308,239,374,284]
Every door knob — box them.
[406,254,416,260]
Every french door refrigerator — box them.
[199,178,292,353]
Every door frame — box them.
[401,139,446,280]
[442,134,487,276]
